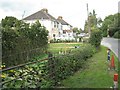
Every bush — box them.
[50,44,96,85]
[89,30,102,47]
[2,44,96,88]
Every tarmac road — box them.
[101,37,120,61]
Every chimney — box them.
[58,16,63,20]
[42,8,48,13]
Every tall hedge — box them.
[2,17,48,67]
[89,29,102,47]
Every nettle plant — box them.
[2,61,52,88]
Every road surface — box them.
[101,37,120,61]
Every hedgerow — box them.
[2,44,96,88]
[48,44,96,86]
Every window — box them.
[63,31,66,34]
[54,21,56,28]
[53,34,55,37]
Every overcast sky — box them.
[0,0,119,29]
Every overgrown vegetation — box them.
[52,44,96,84]
[2,44,96,88]
[2,16,48,67]
[61,46,118,88]
[89,29,102,47]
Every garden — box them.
[1,16,119,89]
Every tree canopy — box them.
[84,10,102,33]
[100,13,120,38]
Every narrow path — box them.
[60,46,118,88]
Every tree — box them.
[101,13,120,38]
[73,27,81,34]
[84,10,101,33]
[2,16,18,28]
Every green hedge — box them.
[2,17,48,67]
[2,44,96,88]
[48,44,96,86]
[89,30,102,47]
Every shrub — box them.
[89,30,102,47]
[50,44,96,85]
[2,44,96,88]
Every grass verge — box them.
[61,46,118,88]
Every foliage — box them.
[2,60,52,88]
[100,13,120,37]
[72,27,82,34]
[2,16,48,67]
[1,16,18,28]
[113,30,120,39]
[61,46,118,88]
[2,44,96,88]
[89,29,102,47]
[51,44,96,85]
[84,10,102,33]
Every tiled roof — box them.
[23,9,57,21]
[57,18,69,25]
[57,16,72,26]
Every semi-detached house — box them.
[23,8,74,41]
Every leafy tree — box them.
[2,16,18,28]
[73,27,81,34]
[100,13,120,38]
[100,15,114,37]
[84,10,102,33]
[30,20,48,48]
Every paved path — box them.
[101,37,120,61]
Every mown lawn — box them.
[61,46,118,88]
[48,43,82,54]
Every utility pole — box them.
[22,11,25,20]
[87,3,91,37]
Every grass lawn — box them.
[61,46,118,88]
[48,43,82,54]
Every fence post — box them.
[48,52,56,86]
[113,73,118,90]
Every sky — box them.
[0,0,119,29]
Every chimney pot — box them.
[42,8,48,13]
[58,16,63,19]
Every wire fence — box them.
[1,52,56,88]
[1,51,74,88]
